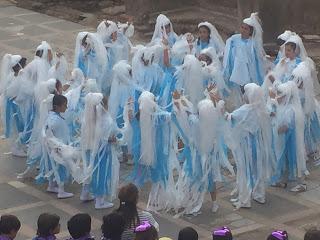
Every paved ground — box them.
[1,2,320,240]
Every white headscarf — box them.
[151,14,177,44]
[175,54,204,107]
[285,34,308,60]
[0,54,22,95]
[139,91,157,167]
[243,12,265,56]
[275,81,308,177]
[198,21,225,56]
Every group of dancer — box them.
[1,12,320,214]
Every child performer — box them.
[80,93,120,209]
[271,81,309,192]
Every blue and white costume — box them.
[195,22,225,60]
[150,14,178,48]
[97,20,133,95]
[80,93,120,209]
[272,81,309,191]
[274,30,296,65]
[292,60,320,155]
[223,13,267,108]
[74,32,107,93]
[227,83,272,209]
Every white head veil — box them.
[151,14,176,44]
[198,21,225,55]
[243,12,266,56]
[0,54,22,95]
[276,81,308,177]
[139,91,157,167]
[175,54,204,107]
[285,34,308,60]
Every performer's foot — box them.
[232,201,251,210]
[271,182,287,188]
[47,186,59,194]
[230,198,238,203]
[17,167,32,179]
[57,191,74,199]
[95,201,114,209]
[211,202,219,213]
[80,191,94,202]
[290,184,307,193]
[253,197,265,204]
[11,145,27,157]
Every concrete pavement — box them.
[0,3,320,240]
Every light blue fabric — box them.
[4,98,24,138]
[223,34,265,86]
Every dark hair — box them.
[37,213,60,237]
[36,50,43,58]
[12,57,27,74]
[54,79,62,94]
[52,95,67,110]
[276,38,286,47]
[267,230,288,240]
[116,183,140,228]
[82,34,88,47]
[0,215,21,235]
[101,213,125,240]
[134,225,158,240]
[285,42,296,51]
[67,213,91,239]
[248,25,254,36]
[304,228,320,240]
[178,227,198,240]
[197,25,211,45]
[212,227,233,240]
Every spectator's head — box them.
[267,230,288,240]
[36,213,60,238]
[52,94,68,113]
[212,226,233,240]
[101,213,125,240]
[304,228,320,240]
[0,215,21,239]
[178,227,198,240]
[67,213,91,239]
[134,221,158,240]
[117,183,140,228]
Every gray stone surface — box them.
[0,3,320,240]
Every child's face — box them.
[111,31,117,41]
[60,100,68,113]
[47,49,53,63]
[51,223,60,235]
[198,26,210,42]
[276,93,285,104]
[9,229,19,239]
[164,24,171,34]
[285,45,296,59]
[56,82,63,95]
[240,23,251,39]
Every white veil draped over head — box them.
[108,60,133,119]
[275,81,308,177]
[0,54,21,95]
[292,61,316,115]
[285,34,308,61]
[175,54,204,107]
[139,91,157,167]
[151,14,177,45]
[48,54,69,84]
[278,30,296,42]
[198,21,225,56]
[243,12,266,56]
[81,93,103,182]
